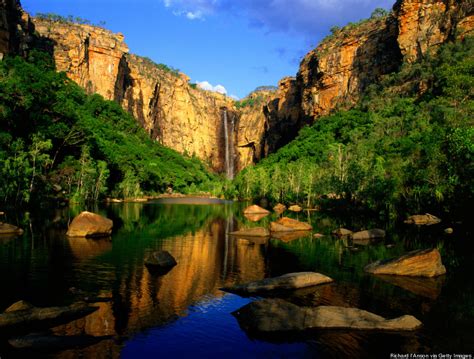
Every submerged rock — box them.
[270,217,312,232]
[243,205,270,215]
[233,299,422,333]
[332,228,352,237]
[352,229,386,241]
[221,272,333,295]
[145,251,177,274]
[365,248,446,277]
[0,301,98,334]
[230,227,270,237]
[404,213,441,225]
[66,211,113,238]
[0,223,24,236]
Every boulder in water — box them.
[270,217,312,232]
[145,251,177,274]
[364,248,446,277]
[243,205,270,215]
[0,223,24,236]
[352,229,386,241]
[0,301,98,334]
[404,213,441,225]
[273,203,287,214]
[221,272,333,295]
[233,299,422,333]
[332,228,352,237]
[66,212,113,238]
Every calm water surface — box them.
[0,201,473,358]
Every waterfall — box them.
[222,108,235,179]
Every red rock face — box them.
[394,0,474,63]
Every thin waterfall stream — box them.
[222,108,235,179]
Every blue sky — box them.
[22,0,394,99]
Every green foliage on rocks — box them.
[0,51,218,205]
[233,38,473,218]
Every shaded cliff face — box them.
[31,17,246,174]
[0,0,32,59]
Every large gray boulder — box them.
[66,211,113,237]
[221,272,333,295]
[365,248,446,277]
[233,299,422,333]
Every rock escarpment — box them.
[234,0,473,168]
[2,0,472,174]
[31,18,241,173]
[266,0,473,123]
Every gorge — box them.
[2,0,472,179]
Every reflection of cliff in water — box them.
[52,216,266,356]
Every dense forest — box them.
[233,38,473,218]
[0,51,220,206]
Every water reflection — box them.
[0,202,473,357]
[44,207,267,357]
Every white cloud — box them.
[186,11,203,20]
[197,81,227,95]
[161,0,218,20]
[161,0,394,38]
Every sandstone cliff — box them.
[31,17,246,174]
[245,0,473,158]
[2,0,472,175]
[394,0,474,63]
